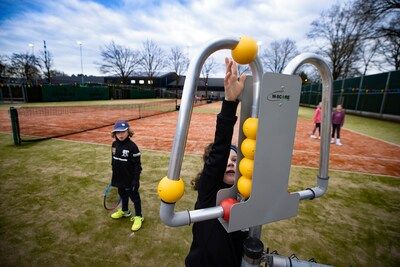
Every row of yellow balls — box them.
[237,117,258,199]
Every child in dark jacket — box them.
[185,57,248,267]
[331,104,345,146]
[110,120,143,231]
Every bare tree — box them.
[307,3,373,79]
[40,40,54,84]
[353,0,399,21]
[358,41,381,75]
[0,55,9,79]
[377,23,400,70]
[297,65,321,83]
[9,53,41,85]
[261,39,298,73]
[200,57,218,98]
[168,46,189,97]
[139,39,165,80]
[51,69,69,77]
[353,0,400,70]
[97,41,140,84]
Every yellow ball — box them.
[231,36,258,65]
[243,117,258,139]
[241,138,256,159]
[239,158,254,178]
[157,176,185,204]
[237,176,252,199]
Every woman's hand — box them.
[224,57,247,101]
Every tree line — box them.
[0,0,398,86]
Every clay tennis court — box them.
[1,101,399,177]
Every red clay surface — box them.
[1,101,399,177]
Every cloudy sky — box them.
[0,0,342,77]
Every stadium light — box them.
[186,43,192,58]
[77,41,84,85]
[256,40,262,51]
[28,43,34,55]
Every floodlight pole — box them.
[77,41,84,85]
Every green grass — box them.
[298,107,400,145]
[0,133,399,266]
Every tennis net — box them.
[10,99,179,144]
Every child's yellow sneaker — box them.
[131,216,144,231]
[111,209,131,219]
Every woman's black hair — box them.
[191,143,213,190]
[190,143,237,190]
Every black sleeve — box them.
[200,100,239,186]
[111,141,116,166]
[130,142,142,179]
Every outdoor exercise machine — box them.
[157,36,333,267]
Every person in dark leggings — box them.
[310,102,322,139]
[331,104,345,146]
[110,120,144,231]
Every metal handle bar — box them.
[282,53,333,200]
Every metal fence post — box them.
[355,75,364,111]
[339,78,345,105]
[379,71,391,114]
[9,107,21,145]
[8,85,13,104]
[22,84,27,102]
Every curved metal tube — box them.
[160,37,263,227]
[167,37,239,179]
[282,53,333,200]
[249,57,263,117]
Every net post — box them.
[9,107,21,145]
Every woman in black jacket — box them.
[185,57,248,267]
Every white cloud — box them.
[0,0,340,77]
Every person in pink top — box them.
[310,102,322,139]
[331,104,345,146]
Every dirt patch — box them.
[1,102,399,177]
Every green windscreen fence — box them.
[300,70,400,116]
[0,84,26,102]
[42,84,109,101]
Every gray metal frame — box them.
[160,37,263,227]
[160,45,333,240]
[282,53,333,201]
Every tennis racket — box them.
[103,183,120,210]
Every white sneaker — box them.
[330,138,335,144]
[318,136,321,140]
[310,135,317,139]
[336,139,343,146]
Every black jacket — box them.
[185,100,248,267]
[111,138,142,188]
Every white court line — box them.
[342,127,400,147]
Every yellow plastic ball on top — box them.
[157,176,185,204]
[239,157,254,178]
[241,138,256,159]
[243,117,258,139]
[231,36,258,65]
[237,176,252,199]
